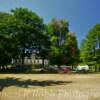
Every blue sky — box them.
[0,0,100,47]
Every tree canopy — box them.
[0,8,80,71]
[47,18,79,66]
[80,24,100,71]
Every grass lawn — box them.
[0,74,100,100]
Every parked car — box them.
[46,65,59,73]
[58,65,72,73]
[76,65,89,73]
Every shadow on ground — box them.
[0,77,72,91]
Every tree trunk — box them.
[21,47,25,66]
[2,65,5,71]
[99,66,100,72]
[42,59,45,68]
[95,65,97,72]
[72,65,74,70]
[21,55,24,65]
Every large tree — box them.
[80,24,100,71]
[47,18,69,65]
[0,8,50,69]
[63,32,79,66]
[10,8,46,65]
[47,18,79,66]
[0,12,16,69]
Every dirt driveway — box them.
[0,74,100,100]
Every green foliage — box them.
[10,8,47,65]
[47,18,79,66]
[0,12,14,67]
[0,8,80,71]
[80,24,100,71]
[0,8,50,69]
[63,32,79,65]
